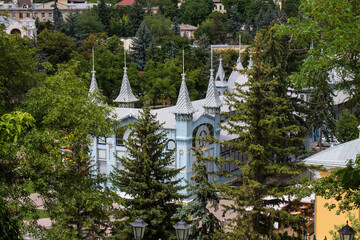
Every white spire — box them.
[114,54,138,108]
[173,50,195,120]
[215,57,226,82]
[236,32,244,70]
[204,48,222,115]
[89,46,99,94]
[248,57,253,69]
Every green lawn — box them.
[23,209,49,220]
[9,205,49,220]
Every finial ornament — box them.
[124,48,127,69]
[182,48,185,75]
[239,31,241,59]
[92,46,95,72]
[211,47,213,70]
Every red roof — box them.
[115,0,136,5]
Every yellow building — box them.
[304,138,360,240]
[213,0,226,14]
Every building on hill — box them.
[179,23,197,39]
[0,0,95,22]
[213,0,226,14]
[115,0,158,13]
[115,0,136,6]
[0,16,36,38]
[89,49,250,194]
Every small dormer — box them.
[16,0,32,8]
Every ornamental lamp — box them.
[173,220,190,240]
[338,221,357,240]
[130,218,148,240]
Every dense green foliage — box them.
[0,31,40,115]
[216,24,310,239]
[131,21,152,70]
[336,109,359,143]
[110,101,184,240]
[277,0,360,116]
[315,155,360,214]
[174,148,221,239]
[53,1,64,31]
[20,62,116,239]
[37,29,76,67]
[0,111,35,240]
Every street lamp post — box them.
[173,220,190,240]
[338,221,357,240]
[130,218,148,240]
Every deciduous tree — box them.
[21,62,116,239]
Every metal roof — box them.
[203,69,222,109]
[304,138,360,168]
[114,67,138,103]
[215,58,226,82]
[173,73,195,115]
[89,70,98,94]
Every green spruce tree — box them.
[53,1,64,31]
[217,23,309,239]
[131,21,152,70]
[96,0,111,31]
[226,4,242,43]
[128,1,145,36]
[110,101,185,240]
[174,148,221,239]
[172,17,181,37]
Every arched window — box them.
[167,140,176,151]
[10,29,21,35]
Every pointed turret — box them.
[173,73,195,121]
[114,67,138,108]
[248,57,253,69]
[173,50,195,121]
[215,57,227,95]
[204,69,222,115]
[114,50,138,108]
[204,49,222,115]
[215,57,226,82]
[89,47,99,100]
[89,70,98,94]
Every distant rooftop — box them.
[115,0,135,6]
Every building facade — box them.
[0,0,95,22]
[89,51,249,194]
[0,16,36,38]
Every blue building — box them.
[88,50,250,194]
